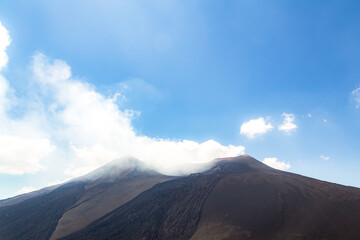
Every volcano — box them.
[0,158,173,240]
[1,155,360,240]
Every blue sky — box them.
[0,0,360,199]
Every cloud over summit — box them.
[31,54,245,176]
[0,22,245,178]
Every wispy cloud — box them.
[320,155,330,161]
[352,87,360,108]
[0,135,54,174]
[262,157,291,171]
[240,117,273,139]
[0,21,11,71]
[278,113,297,134]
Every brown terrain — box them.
[50,159,173,240]
[0,158,173,240]
[1,155,360,240]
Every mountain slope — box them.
[0,185,59,208]
[62,171,222,240]
[2,155,360,240]
[191,165,360,239]
[0,182,86,240]
[50,158,173,239]
[0,157,173,240]
[62,155,360,240]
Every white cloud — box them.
[15,186,38,195]
[323,119,328,123]
[0,22,244,179]
[0,135,54,174]
[0,22,12,115]
[320,155,330,161]
[0,24,55,175]
[240,117,273,139]
[0,52,246,178]
[0,75,10,114]
[0,21,11,71]
[119,78,162,99]
[352,87,360,108]
[262,157,291,171]
[278,113,297,134]
[30,54,245,176]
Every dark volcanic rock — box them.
[50,167,173,239]
[61,172,223,240]
[0,185,59,207]
[0,182,86,240]
[0,157,173,240]
[191,168,360,239]
[3,155,360,240]
[62,155,360,240]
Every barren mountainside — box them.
[1,155,360,240]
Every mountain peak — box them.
[77,157,162,183]
[3,154,360,240]
[210,154,273,173]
